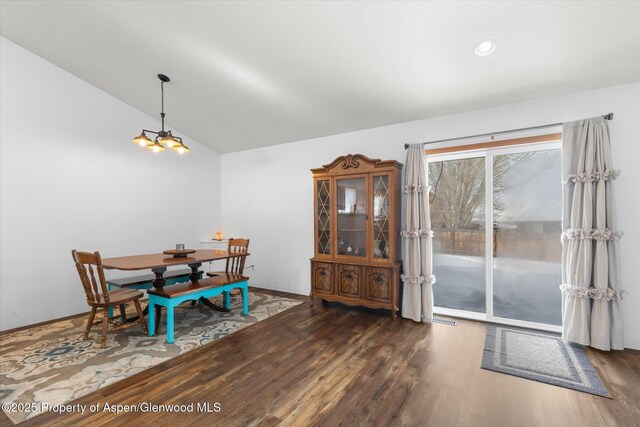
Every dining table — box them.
[101,249,249,317]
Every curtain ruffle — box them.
[402,184,431,194]
[401,229,433,238]
[564,169,620,184]
[401,274,436,286]
[560,284,627,301]
[561,228,623,241]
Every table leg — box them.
[125,303,147,323]
[199,296,231,312]
[187,262,202,281]
[187,262,230,312]
[152,267,167,288]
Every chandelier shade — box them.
[131,74,190,154]
[159,132,179,148]
[172,139,190,154]
[146,138,166,153]
[132,131,154,147]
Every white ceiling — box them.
[1,1,639,153]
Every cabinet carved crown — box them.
[311,153,402,174]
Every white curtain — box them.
[401,144,435,322]
[560,116,625,351]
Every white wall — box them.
[3,35,637,348]
[221,81,640,349]
[0,37,221,330]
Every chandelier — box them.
[131,74,190,154]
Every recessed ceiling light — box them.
[474,39,498,56]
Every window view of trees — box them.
[429,156,486,313]
[428,148,562,325]
[429,153,533,231]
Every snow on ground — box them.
[433,254,562,326]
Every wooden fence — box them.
[433,228,562,262]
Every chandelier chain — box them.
[160,80,165,131]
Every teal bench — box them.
[147,274,249,343]
[106,268,200,321]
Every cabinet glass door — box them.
[316,179,331,255]
[372,175,390,259]
[336,177,367,257]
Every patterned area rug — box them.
[481,324,610,397]
[0,292,302,424]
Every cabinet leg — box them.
[391,307,398,320]
[309,293,315,306]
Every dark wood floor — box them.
[3,289,639,427]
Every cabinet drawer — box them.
[336,264,362,298]
[365,267,392,303]
[312,262,333,294]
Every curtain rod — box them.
[404,113,614,150]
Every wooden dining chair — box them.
[204,238,250,302]
[72,250,147,348]
[206,238,250,277]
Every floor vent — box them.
[432,317,457,326]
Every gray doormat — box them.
[481,324,610,398]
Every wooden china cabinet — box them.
[310,154,403,318]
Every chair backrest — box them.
[72,249,110,304]
[225,238,250,274]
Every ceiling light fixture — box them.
[131,74,190,154]
[474,39,498,56]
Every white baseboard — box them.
[624,340,640,350]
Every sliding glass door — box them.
[492,150,562,325]
[428,141,562,330]
[430,156,486,314]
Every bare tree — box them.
[429,153,532,230]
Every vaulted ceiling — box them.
[2,1,639,153]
